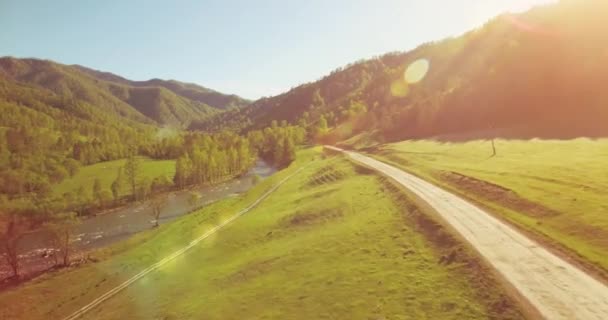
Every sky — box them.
[0,0,555,99]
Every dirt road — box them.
[329,146,608,320]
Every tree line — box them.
[1,123,305,279]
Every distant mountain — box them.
[73,65,249,110]
[0,58,249,127]
[199,0,608,140]
[0,58,250,200]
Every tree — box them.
[100,190,113,209]
[111,167,124,202]
[92,178,102,206]
[272,138,284,166]
[124,152,140,199]
[174,155,193,189]
[111,177,121,203]
[282,137,296,166]
[311,89,325,108]
[489,123,497,157]
[188,191,201,208]
[149,195,167,228]
[46,212,79,267]
[63,158,80,177]
[0,198,33,278]
[75,186,91,216]
[137,178,151,201]
[151,175,173,192]
[317,115,329,135]
[0,214,23,278]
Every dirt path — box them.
[329,146,608,320]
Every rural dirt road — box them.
[328,146,608,320]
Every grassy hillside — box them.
[202,0,608,141]
[54,158,175,198]
[0,148,523,319]
[367,139,608,276]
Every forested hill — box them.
[0,56,300,221]
[0,57,253,203]
[72,65,249,110]
[197,0,608,141]
[0,57,248,127]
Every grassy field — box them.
[0,147,522,320]
[54,157,176,198]
[368,139,608,275]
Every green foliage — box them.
[92,178,102,203]
[136,177,151,202]
[0,149,521,319]
[0,57,247,128]
[99,190,113,208]
[173,131,256,188]
[111,169,122,202]
[123,152,140,198]
[174,154,193,188]
[52,157,175,214]
[151,174,173,192]
[0,57,250,219]
[248,125,305,168]
[149,194,167,227]
[316,115,328,136]
[187,191,200,207]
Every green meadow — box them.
[0,148,522,320]
[370,139,608,275]
[54,157,176,198]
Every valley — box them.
[0,148,525,320]
[0,160,274,282]
[1,1,608,319]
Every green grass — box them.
[54,157,176,197]
[370,138,608,274]
[0,148,522,320]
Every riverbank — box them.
[0,160,275,287]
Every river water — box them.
[1,160,275,280]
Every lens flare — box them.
[405,59,429,84]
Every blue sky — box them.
[0,0,553,99]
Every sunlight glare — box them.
[390,79,409,97]
[404,59,429,84]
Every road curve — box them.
[328,146,608,320]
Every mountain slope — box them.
[73,65,249,110]
[200,0,608,140]
[0,58,249,201]
[0,58,248,127]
